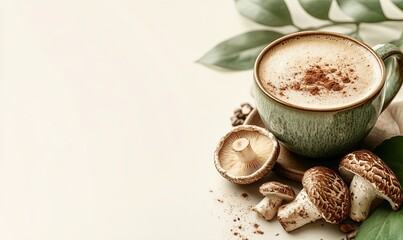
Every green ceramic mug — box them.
[252,31,403,159]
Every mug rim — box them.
[253,31,386,112]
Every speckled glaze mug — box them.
[252,31,403,159]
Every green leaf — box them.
[392,0,403,10]
[373,136,403,183]
[336,0,388,22]
[390,32,403,47]
[235,0,293,26]
[299,0,332,20]
[197,30,284,70]
[355,136,403,240]
[356,202,403,240]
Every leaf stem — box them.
[381,18,403,22]
[332,19,403,23]
[330,20,359,25]
[294,18,403,33]
[298,22,356,32]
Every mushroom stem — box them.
[232,138,257,163]
[349,174,377,222]
[277,189,322,232]
[254,195,282,221]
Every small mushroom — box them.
[277,166,350,232]
[254,181,296,220]
[339,150,403,222]
[214,125,279,184]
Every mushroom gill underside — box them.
[218,131,274,176]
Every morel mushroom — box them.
[214,125,279,184]
[339,150,403,222]
[277,166,350,232]
[254,181,296,220]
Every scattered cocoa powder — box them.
[255,230,264,235]
[325,81,343,91]
[266,81,277,90]
[339,223,354,233]
[309,86,320,95]
[291,82,301,90]
[265,62,359,97]
[301,65,343,95]
[342,76,351,83]
[211,190,267,239]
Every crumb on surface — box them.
[254,230,264,235]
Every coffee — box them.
[257,35,382,109]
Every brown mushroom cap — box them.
[259,181,296,201]
[302,166,350,224]
[214,125,279,184]
[339,150,402,210]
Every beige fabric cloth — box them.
[362,101,403,150]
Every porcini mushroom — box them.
[277,166,350,232]
[339,150,403,222]
[254,181,296,220]
[214,125,279,184]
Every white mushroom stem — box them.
[349,174,377,222]
[254,195,283,221]
[232,138,257,163]
[277,189,322,232]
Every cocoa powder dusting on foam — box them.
[300,65,345,95]
[267,63,357,96]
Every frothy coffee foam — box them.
[257,35,382,109]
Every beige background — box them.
[3,0,403,239]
